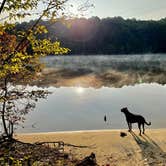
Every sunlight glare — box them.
[75,87,85,94]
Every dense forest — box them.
[14,17,166,55]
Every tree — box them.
[0,0,70,140]
[14,17,166,55]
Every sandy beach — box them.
[16,129,166,166]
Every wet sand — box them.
[17,129,166,166]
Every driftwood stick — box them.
[35,141,95,148]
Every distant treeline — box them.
[15,17,166,55]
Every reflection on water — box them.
[35,54,166,88]
[17,83,166,133]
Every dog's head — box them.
[121,107,128,113]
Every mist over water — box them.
[42,54,166,72]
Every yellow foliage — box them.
[0,23,70,81]
[0,0,70,83]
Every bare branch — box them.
[0,0,7,14]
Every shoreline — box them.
[17,128,166,135]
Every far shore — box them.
[16,129,166,165]
[30,68,166,88]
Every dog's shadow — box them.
[131,131,166,165]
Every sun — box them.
[69,6,82,17]
[67,1,88,18]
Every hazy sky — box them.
[1,0,166,22]
[71,0,166,20]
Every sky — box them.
[70,0,166,20]
[1,0,166,22]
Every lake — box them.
[15,54,166,133]
[17,83,166,133]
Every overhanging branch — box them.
[0,0,7,14]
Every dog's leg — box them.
[130,123,132,131]
[127,122,131,132]
[138,123,141,136]
[142,123,145,134]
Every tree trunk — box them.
[8,121,14,139]
[2,102,8,136]
[1,78,9,137]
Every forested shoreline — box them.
[14,17,166,55]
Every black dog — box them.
[121,107,151,135]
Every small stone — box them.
[120,132,127,137]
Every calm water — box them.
[17,83,166,133]
[16,54,166,133]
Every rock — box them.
[120,132,127,137]
[76,152,97,166]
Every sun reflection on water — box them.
[75,87,85,94]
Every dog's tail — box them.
[145,121,151,125]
